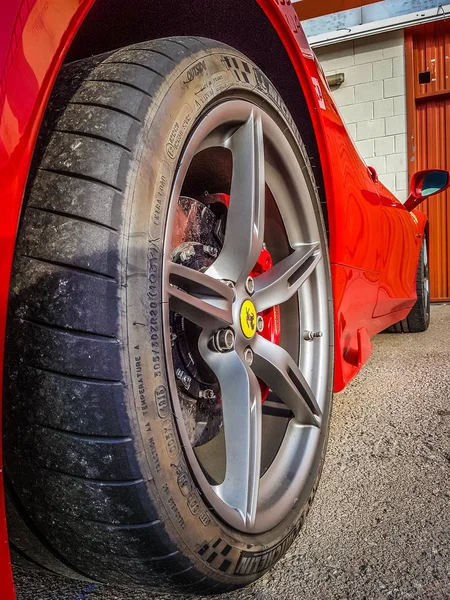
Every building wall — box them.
[315,31,408,200]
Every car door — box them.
[374,181,421,317]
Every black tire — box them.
[4,37,333,593]
[385,234,430,333]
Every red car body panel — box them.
[0,1,426,595]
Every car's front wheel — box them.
[4,37,333,593]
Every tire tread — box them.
[5,36,217,592]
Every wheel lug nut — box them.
[256,316,264,333]
[244,347,254,366]
[245,276,255,295]
[214,328,235,352]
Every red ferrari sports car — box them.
[0,1,449,597]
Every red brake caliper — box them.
[202,193,281,403]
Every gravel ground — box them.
[12,305,450,600]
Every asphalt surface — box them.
[13,305,450,600]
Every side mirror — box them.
[404,169,450,211]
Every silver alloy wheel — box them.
[163,100,331,534]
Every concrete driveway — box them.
[12,305,450,600]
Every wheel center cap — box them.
[240,300,257,339]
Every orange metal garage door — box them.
[406,21,450,302]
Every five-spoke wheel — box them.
[165,101,332,533]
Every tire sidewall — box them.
[124,43,333,582]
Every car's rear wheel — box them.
[4,37,333,593]
[386,234,430,333]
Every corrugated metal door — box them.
[406,22,450,302]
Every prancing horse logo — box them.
[246,306,255,331]
[240,300,257,338]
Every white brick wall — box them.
[375,136,395,156]
[315,31,408,201]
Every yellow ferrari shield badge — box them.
[240,300,257,339]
